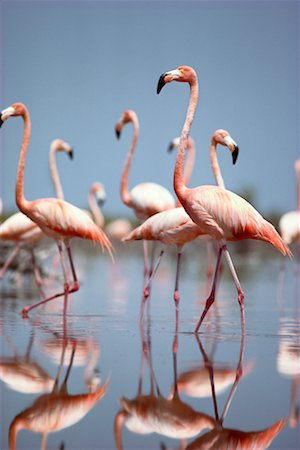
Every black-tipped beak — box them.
[115,129,121,139]
[157,73,166,94]
[232,146,239,165]
[68,149,74,160]
[97,197,105,207]
[0,116,3,128]
[167,142,175,153]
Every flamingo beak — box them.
[0,106,15,127]
[157,69,182,94]
[68,149,74,160]
[232,145,239,165]
[167,142,175,153]
[115,129,121,139]
[157,73,167,94]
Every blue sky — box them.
[1,0,299,220]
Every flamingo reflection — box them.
[0,326,54,394]
[186,335,286,449]
[277,295,300,428]
[114,319,216,449]
[8,302,109,450]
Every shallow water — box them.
[0,240,299,450]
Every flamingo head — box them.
[0,103,28,127]
[91,182,106,206]
[168,136,194,153]
[212,129,239,164]
[295,159,300,174]
[51,139,74,159]
[115,110,136,139]
[157,66,197,94]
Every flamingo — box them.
[88,181,106,228]
[157,65,291,332]
[115,109,175,276]
[8,336,109,450]
[0,138,74,286]
[279,159,300,248]
[123,130,239,320]
[0,103,113,317]
[88,181,132,240]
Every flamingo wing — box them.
[184,186,291,256]
[0,212,40,241]
[124,207,203,245]
[130,182,175,220]
[26,199,113,256]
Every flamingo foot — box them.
[21,307,30,319]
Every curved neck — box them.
[174,79,199,202]
[210,139,225,189]
[15,108,31,213]
[176,138,196,207]
[89,190,104,228]
[49,145,64,200]
[120,115,139,206]
[184,138,195,188]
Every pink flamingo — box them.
[0,138,74,286]
[0,103,113,317]
[279,159,300,248]
[157,65,291,332]
[115,109,175,276]
[123,130,239,320]
[88,181,106,229]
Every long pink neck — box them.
[49,145,64,200]
[120,114,139,207]
[210,139,225,189]
[88,189,104,229]
[176,138,195,207]
[15,108,31,213]
[174,78,199,203]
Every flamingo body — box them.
[124,207,203,246]
[0,212,43,242]
[183,185,290,255]
[22,198,112,254]
[120,395,215,439]
[128,182,175,221]
[279,211,300,245]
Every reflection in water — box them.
[0,326,54,394]
[186,334,286,449]
[114,313,286,449]
[8,308,109,450]
[277,295,300,429]
[114,320,216,449]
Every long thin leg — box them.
[0,243,22,278]
[21,241,79,318]
[149,241,157,277]
[222,244,245,331]
[30,249,43,287]
[194,246,224,333]
[65,242,79,291]
[174,246,183,307]
[142,247,165,300]
[143,240,149,278]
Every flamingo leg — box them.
[194,246,223,333]
[29,248,45,299]
[174,245,183,308]
[222,245,245,330]
[142,247,165,300]
[65,243,79,291]
[20,243,79,318]
[0,242,22,278]
[143,240,149,278]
